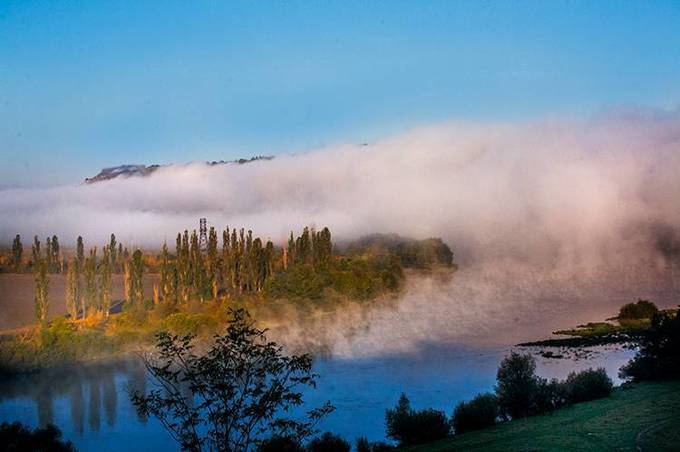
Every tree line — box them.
[24,226,335,325]
[158,225,332,303]
[29,233,143,324]
[9,233,130,275]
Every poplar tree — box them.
[159,242,174,303]
[124,259,131,303]
[31,236,40,270]
[76,236,85,272]
[129,249,144,306]
[100,246,112,316]
[11,234,23,272]
[65,257,79,320]
[207,227,218,299]
[32,237,49,325]
[84,248,98,314]
[109,234,118,272]
[51,235,60,273]
[45,236,53,273]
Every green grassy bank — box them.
[412,380,680,451]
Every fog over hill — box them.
[3,111,679,266]
[2,110,680,354]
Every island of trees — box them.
[0,224,454,373]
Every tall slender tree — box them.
[109,234,118,272]
[11,234,23,272]
[84,248,98,314]
[76,236,85,272]
[128,249,144,306]
[51,235,61,273]
[159,242,174,303]
[65,257,79,320]
[32,237,49,325]
[99,246,112,316]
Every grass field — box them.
[412,380,680,451]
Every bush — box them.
[257,436,304,452]
[621,310,680,381]
[306,432,350,452]
[495,352,539,419]
[356,437,395,451]
[532,378,567,414]
[619,299,658,320]
[564,368,613,403]
[0,422,75,452]
[451,392,498,434]
[385,393,450,446]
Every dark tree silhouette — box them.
[131,308,333,452]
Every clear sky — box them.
[1,0,679,187]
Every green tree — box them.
[84,248,98,314]
[128,249,144,306]
[99,246,112,316]
[109,233,118,272]
[32,238,49,325]
[50,235,60,273]
[11,234,23,272]
[495,352,539,419]
[76,236,85,272]
[131,309,333,452]
[385,393,450,446]
[65,257,79,320]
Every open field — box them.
[0,274,159,331]
[412,380,680,451]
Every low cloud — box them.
[3,110,679,267]
[2,111,679,355]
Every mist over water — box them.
[2,111,679,354]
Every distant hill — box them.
[84,155,274,184]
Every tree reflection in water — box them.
[0,356,147,434]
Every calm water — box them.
[0,344,634,451]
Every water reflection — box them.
[0,344,635,449]
[0,357,146,432]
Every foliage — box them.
[131,308,334,452]
[618,299,658,320]
[266,254,402,302]
[0,320,118,374]
[532,377,567,414]
[409,381,680,452]
[11,234,22,272]
[620,310,680,381]
[564,368,613,403]
[84,248,98,313]
[356,437,395,452]
[256,436,304,452]
[451,393,498,434]
[495,352,539,419]
[347,233,454,269]
[0,421,75,452]
[32,236,49,325]
[126,249,144,306]
[385,393,450,446]
[159,312,218,336]
[65,257,79,320]
[306,432,351,452]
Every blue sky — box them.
[1,0,679,186]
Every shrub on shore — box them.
[564,368,613,403]
[0,422,75,452]
[306,432,351,452]
[618,299,658,320]
[385,393,450,446]
[451,392,498,434]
